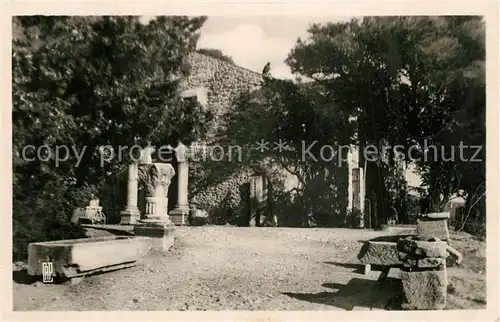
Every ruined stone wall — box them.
[182,52,262,122]
[183,53,263,221]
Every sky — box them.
[197,16,351,79]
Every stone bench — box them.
[358,241,401,275]
[27,236,150,281]
[358,235,462,310]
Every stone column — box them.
[347,146,356,212]
[134,163,176,252]
[120,163,141,225]
[347,145,364,228]
[169,143,190,225]
[359,167,365,214]
[249,176,261,227]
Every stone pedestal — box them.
[120,163,141,225]
[400,269,447,310]
[133,222,176,252]
[417,212,450,241]
[170,143,190,226]
[169,207,189,226]
[396,236,452,310]
[120,208,140,225]
[134,162,176,251]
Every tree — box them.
[197,48,235,64]
[12,16,211,259]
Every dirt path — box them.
[12,227,485,311]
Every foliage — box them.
[285,16,485,229]
[221,77,352,227]
[197,48,235,64]
[13,16,210,259]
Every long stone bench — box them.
[27,236,150,281]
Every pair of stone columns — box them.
[119,143,190,226]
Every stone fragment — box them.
[417,218,450,241]
[417,258,446,269]
[358,241,401,266]
[134,223,175,252]
[414,241,448,258]
[397,239,448,258]
[400,269,447,310]
[446,245,463,265]
[420,212,450,219]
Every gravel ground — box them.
[12,227,485,311]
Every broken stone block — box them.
[414,241,448,258]
[418,258,446,269]
[397,239,448,258]
[400,269,447,310]
[358,241,401,266]
[446,245,463,265]
[417,218,450,241]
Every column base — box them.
[133,221,175,252]
[169,207,189,226]
[119,208,141,225]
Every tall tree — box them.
[284,16,485,228]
